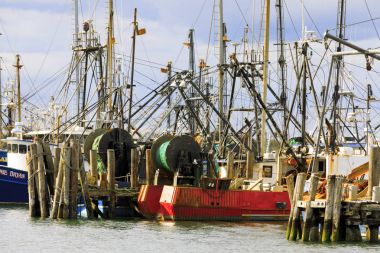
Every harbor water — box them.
[1,205,379,253]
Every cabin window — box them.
[7,144,12,153]
[262,166,273,178]
[19,145,27,154]
[12,144,18,153]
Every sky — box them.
[0,0,380,136]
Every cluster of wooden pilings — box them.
[27,139,139,220]
[286,171,380,243]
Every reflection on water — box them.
[0,205,379,253]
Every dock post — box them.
[368,146,380,199]
[36,142,49,218]
[130,148,138,188]
[227,151,234,178]
[62,147,72,219]
[78,150,94,219]
[154,169,159,186]
[246,151,254,179]
[145,149,154,185]
[89,149,98,185]
[289,172,306,241]
[27,151,37,217]
[346,225,362,242]
[285,174,295,206]
[69,140,79,219]
[331,175,344,242]
[302,173,319,241]
[51,147,66,219]
[348,185,358,201]
[42,142,55,195]
[366,226,379,242]
[53,147,61,187]
[173,171,179,186]
[322,175,336,243]
[107,149,116,219]
[30,144,41,215]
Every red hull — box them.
[138,185,290,221]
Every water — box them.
[1,205,379,253]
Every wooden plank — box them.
[289,173,306,241]
[107,149,116,219]
[145,149,154,185]
[130,148,138,188]
[226,151,234,178]
[368,147,380,199]
[53,147,61,188]
[78,154,94,219]
[27,151,37,217]
[51,147,66,219]
[42,142,55,196]
[302,173,320,241]
[69,140,79,219]
[62,147,71,219]
[36,142,49,218]
[322,175,335,243]
[89,149,98,185]
[332,175,344,242]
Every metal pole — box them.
[261,0,270,157]
[14,54,22,123]
[167,61,172,129]
[74,0,80,121]
[217,0,224,143]
[128,8,137,133]
[107,0,114,124]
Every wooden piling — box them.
[53,147,61,187]
[70,140,79,219]
[107,149,116,219]
[27,151,37,217]
[42,142,55,195]
[366,226,379,242]
[145,149,154,185]
[286,173,299,240]
[130,148,138,188]
[51,147,67,219]
[331,175,344,242]
[89,149,98,185]
[78,151,94,219]
[302,173,320,241]
[285,174,295,205]
[348,184,358,201]
[62,147,71,219]
[346,225,362,242]
[288,173,307,241]
[36,142,49,218]
[322,175,336,243]
[227,151,234,178]
[368,146,380,199]
[30,144,40,204]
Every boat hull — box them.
[0,165,28,204]
[138,185,290,221]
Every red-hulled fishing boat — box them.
[137,134,291,221]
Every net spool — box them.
[151,134,201,172]
[83,128,107,161]
[89,128,134,179]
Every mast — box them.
[106,0,114,124]
[74,0,81,122]
[276,0,287,140]
[188,29,196,134]
[330,0,346,152]
[261,0,270,157]
[166,61,172,129]
[14,54,22,123]
[127,8,138,133]
[217,0,224,144]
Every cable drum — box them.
[152,134,201,172]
